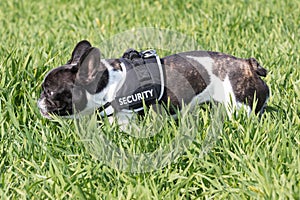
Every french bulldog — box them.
[38,40,269,122]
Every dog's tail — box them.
[249,58,268,77]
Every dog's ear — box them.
[76,47,105,85]
[67,40,92,64]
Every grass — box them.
[0,0,299,199]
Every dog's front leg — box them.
[112,111,134,127]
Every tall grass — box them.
[0,0,299,199]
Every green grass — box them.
[0,0,299,199]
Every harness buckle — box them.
[141,49,157,58]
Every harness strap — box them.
[99,49,164,117]
[97,102,114,117]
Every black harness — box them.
[99,49,165,116]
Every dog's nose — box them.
[37,98,52,119]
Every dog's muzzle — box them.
[37,98,52,119]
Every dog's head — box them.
[38,40,109,118]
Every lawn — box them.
[0,0,299,199]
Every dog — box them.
[38,40,269,123]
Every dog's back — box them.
[161,51,269,113]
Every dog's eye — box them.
[45,89,54,96]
